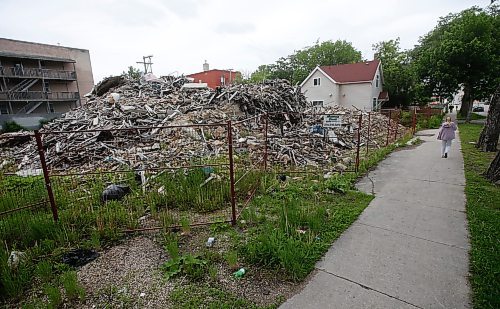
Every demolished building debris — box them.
[0,75,406,173]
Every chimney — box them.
[203,60,209,72]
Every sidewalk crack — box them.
[355,222,468,251]
[317,268,424,309]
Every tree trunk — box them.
[459,85,470,118]
[485,151,500,183]
[477,85,500,152]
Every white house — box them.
[300,59,389,111]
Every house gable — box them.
[300,59,387,111]
[300,67,339,107]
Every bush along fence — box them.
[0,110,413,248]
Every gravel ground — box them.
[73,228,306,308]
[77,235,173,308]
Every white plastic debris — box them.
[206,237,215,247]
[7,251,26,269]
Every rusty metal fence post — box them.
[366,112,371,156]
[394,109,400,141]
[227,121,237,225]
[385,110,392,147]
[263,114,268,171]
[34,130,58,222]
[412,107,417,134]
[355,113,363,173]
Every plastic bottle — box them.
[233,268,246,278]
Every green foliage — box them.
[224,250,239,269]
[169,283,276,309]
[372,38,424,107]
[414,6,500,108]
[250,40,362,84]
[1,121,25,133]
[325,174,353,194]
[459,123,500,309]
[122,66,142,79]
[60,271,85,301]
[161,253,207,281]
[43,284,62,308]
[35,261,53,283]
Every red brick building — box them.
[187,61,240,89]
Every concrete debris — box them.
[0,76,406,174]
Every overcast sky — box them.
[0,0,491,82]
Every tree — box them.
[485,151,500,183]
[122,66,142,79]
[372,38,421,107]
[250,40,362,85]
[414,5,499,121]
[477,85,500,151]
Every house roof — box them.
[319,60,380,84]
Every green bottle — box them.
[233,268,246,278]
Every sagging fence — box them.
[1,109,416,247]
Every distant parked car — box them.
[472,106,484,112]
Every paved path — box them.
[281,128,470,309]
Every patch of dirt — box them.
[74,227,306,308]
[77,235,172,308]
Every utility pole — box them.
[137,55,154,74]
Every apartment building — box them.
[0,38,94,120]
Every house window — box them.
[313,78,321,86]
[376,75,379,88]
[312,100,323,107]
[48,103,55,113]
[43,81,50,92]
[372,98,378,110]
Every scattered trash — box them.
[233,267,246,278]
[61,248,99,267]
[296,229,307,234]
[7,251,26,269]
[206,237,215,247]
[101,184,131,202]
[139,292,146,297]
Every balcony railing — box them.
[0,67,76,80]
[0,91,79,101]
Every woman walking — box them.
[437,116,457,158]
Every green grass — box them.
[457,113,487,121]
[238,135,412,281]
[459,123,500,309]
[169,283,278,309]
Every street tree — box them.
[477,85,500,151]
[250,40,362,85]
[414,5,499,122]
[485,150,500,183]
[372,38,421,107]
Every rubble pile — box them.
[0,75,406,173]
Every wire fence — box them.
[1,109,415,247]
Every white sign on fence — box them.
[323,115,343,128]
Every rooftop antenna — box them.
[137,55,154,74]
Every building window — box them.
[376,75,379,88]
[372,98,378,110]
[48,103,55,113]
[312,100,323,107]
[0,103,9,115]
[43,81,50,92]
[313,78,321,86]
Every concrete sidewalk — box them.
[281,129,470,309]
